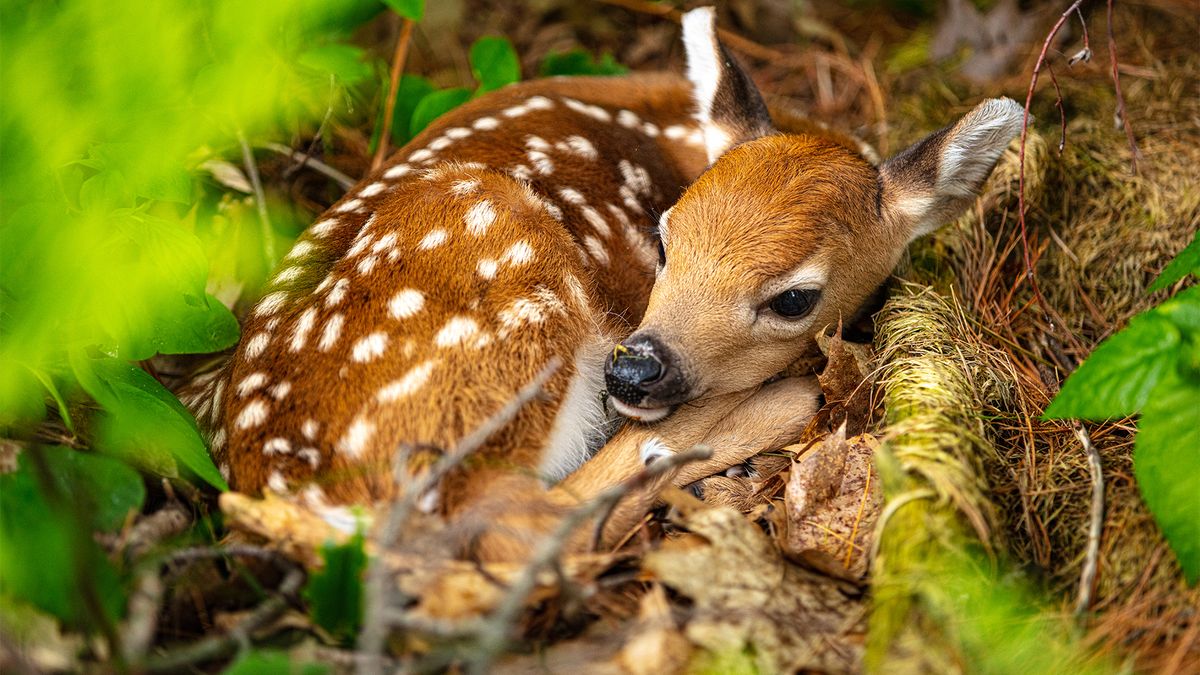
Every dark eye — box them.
[768,288,820,318]
[656,239,666,265]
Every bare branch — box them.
[1106,0,1141,173]
[238,129,275,265]
[371,17,416,171]
[1073,421,1105,616]
[264,142,355,190]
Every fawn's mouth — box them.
[609,397,673,423]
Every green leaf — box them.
[1134,370,1200,584]
[223,649,331,675]
[71,355,227,490]
[383,0,424,20]
[539,49,628,77]
[43,447,146,533]
[298,44,373,86]
[409,88,471,137]
[1149,229,1200,292]
[1044,312,1180,420]
[0,448,126,627]
[470,36,520,93]
[390,75,435,146]
[302,534,366,642]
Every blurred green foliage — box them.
[539,49,629,77]
[302,535,367,643]
[1046,234,1200,583]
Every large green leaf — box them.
[539,49,628,77]
[469,36,520,93]
[0,448,126,627]
[409,88,471,137]
[42,447,146,533]
[1148,229,1200,292]
[1134,370,1200,584]
[383,0,424,20]
[1044,312,1180,419]
[222,649,331,675]
[302,534,366,642]
[390,75,435,146]
[72,355,227,490]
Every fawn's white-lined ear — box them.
[682,7,775,164]
[880,97,1025,241]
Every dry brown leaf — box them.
[644,505,864,673]
[815,324,875,436]
[782,431,881,579]
[616,585,691,675]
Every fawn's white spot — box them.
[472,117,499,131]
[236,399,270,429]
[302,419,320,440]
[663,124,690,140]
[309,218,338,236]
[418,228,448,250]
[290,307,317,352]
[384,163,412,179]
[269,381,291,400]
[477,259,499,280]
[335,198,363,214]
[337,417,375,458]
[528,151,554,175]
[503,240,534,265]
[558,188,586,205]
[351,332,389,362]
[510,164,534,182]
[237,372,269,397]
[641,122,660,137]
[557,135,598,160]
[543,201,564,221]
[525,135,552,152]
[255,291,289,317]
[465,200,496,235]
[372,232,398,253]
[267,471,289,494]
[388,289,425,319]
[212,428,227,451]
[273,266,302,284]
[347,231,374,258]
[502,104,529,118]
[526,95,554,110]
[356,254,378,275]
[378,360,437,402]
[617,109,641,129]
[445,127,472,140]
[264,437,292,455]
[319,313,345,351]
[580,206,611,237]
[435,316,480,347]
[297,447,321,468]
[325,278,350,307]
[498,297,547,337]
[584,236,609,265]
[360,182,387,198]
[245,332,270,359]
[409,148,434,163]
[288,240,315,259]
[562,97,611,123]
[429,136,453,151]
[450,179,480,196]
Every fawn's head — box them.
[606,7,1024,421]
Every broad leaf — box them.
[539,49,627,77]
[72,355,227,490]
[390,75,435,146]
[383,0,424,20]
[298,44,373,86]
[470,36,520,93]
[0,449,126,627]
[1044,312,1180,419]
[302,534,366,642]
[1134,370,1200,584]
[223,649,331,675]
[42,447,146,533]
[1149,229,1200,292]
[409,88,471,137]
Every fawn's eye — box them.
[656,239,666,265]
[768,288,820,319]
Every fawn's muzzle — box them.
[604,335,688,421]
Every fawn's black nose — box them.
[605,334,685,407]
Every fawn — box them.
[183,8,1023,560]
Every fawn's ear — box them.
[880,97,1025,242]
[682,7,775,164]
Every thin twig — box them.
[140,567,304,672]
[1106,0,1141,173]
[121,567,165,663]
[1046,63,1068,153]
[238,129,275,265]
[264,142,355,190]
[468,446,712,674]
[356,359,562,675]
[1016,0,1085,327]
[1073,421,1104,616]
[372,17,416,171]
